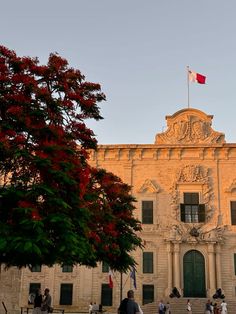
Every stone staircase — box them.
[142,298,236,314]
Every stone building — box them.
[1,107,236,313]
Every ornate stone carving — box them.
[167,224,225,243]
[170,164,214,221]
[176,164,208,183]
[155,108,225,145]
[189,227,200,237]
[199,225,226,242]
[138,179,159,194]
[225,178,236,193]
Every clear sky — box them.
[1,1,236,144]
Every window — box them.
[60,284,73,305]
[180,193,205,223]
[231,201,236,225]
[29,283,41,304]
[29,283,41,294]
[234,254,236,275]
[143,252,153,273]
[101,284,112,306]
[142,284,154,305]
[102,262,109,273]
[31,265,41,272]
[142,201,153,224]
[62,265,73,272]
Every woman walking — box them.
[187,299,192,314]
[221,300,227,314]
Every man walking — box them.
[118,290,140,314]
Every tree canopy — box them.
[0,45,142,271]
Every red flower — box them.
[14,134,26,144]
[5,130,16,137]
[18,200,33,208]
[7,106,23,115]
[31,210,41,221]
[35,151,49,159]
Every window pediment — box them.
[138,179,159,194]
[225,179,236,193]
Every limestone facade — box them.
[1,108,236,313]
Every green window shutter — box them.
[198,204,205,222]
[102,262,109,273]
[31,265,41,272]
[234,254,236,275]
[180,204,185,222]
[29,283,41,294]
[142,201,153,224]
[231,201,236,225]
[101,284,112,306]
[62,265,73,272]
[142,285,154,305]
[28,283,41,304]
[60,284,73,305]
[143,252,153,273]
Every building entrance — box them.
[183,250,206,297]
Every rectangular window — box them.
[142,284,154,305]
[62,265,73,272]
[31,265,41,272]
[29,283,41,304]
[234,253,236,275]
[181,193,205,223]
[101,284,112,306]
[142,201,153,224]
[143,252,153,273]
[29,283,41,294]
[102,262,109,273]
[231,201,236,225]
[60,284,73,305]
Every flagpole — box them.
[187,66,190,108]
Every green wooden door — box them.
[183,250,206,297]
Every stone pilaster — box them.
[215,243,222,289]
[208,243,216,296]
[165,242,173,296]
[173,242,181,291]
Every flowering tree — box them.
[0,46,142,270]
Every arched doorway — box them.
[183,250,206,297]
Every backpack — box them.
[119,298,128,314]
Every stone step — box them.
[141,298,234,314]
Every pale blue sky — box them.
[1,1,236,144]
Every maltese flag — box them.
[188,70,206,84]
[108,268,113,288]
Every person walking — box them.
[165,301,171,314]
[158,300,165,314]
[33,288,43,314]
[41,288,52,314]
[118,290,140,314]
[221,300,227,314]
[205,300,212,314]
[187,299,192,314]
[89,302,93,314]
